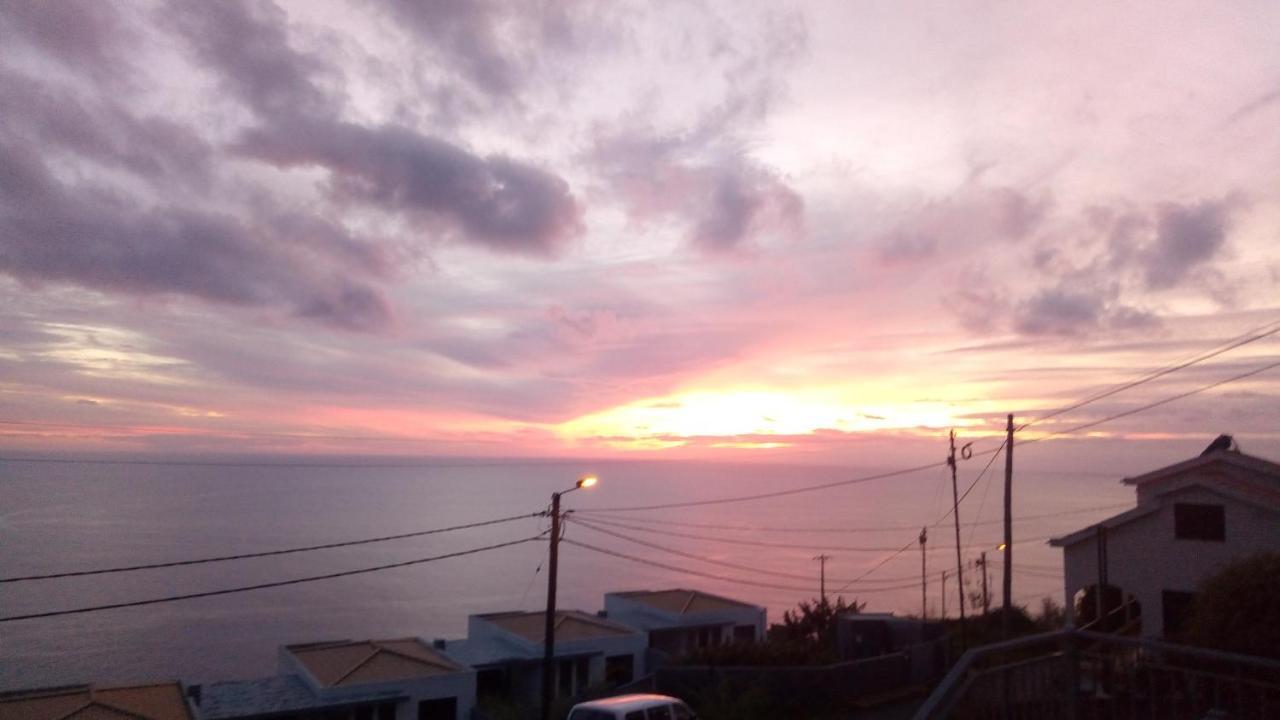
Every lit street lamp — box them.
[541,475,597,720]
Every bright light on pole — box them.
[541,475,599,720]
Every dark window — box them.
[558,658,574,697]
[605,654,634,685]
[672,703,695,720]
[1162,590,1197,636]
[695,627,718,647]
[625,713,645,720]
[733,625,755,642]
[477,668,506,698]
[355,706,374,720]
[417,698,456,720]
[646,706,672,720]
[377,703,396,720]
[1174,503,1225,541]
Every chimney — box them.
[432,639,446,650]
[186,685,202,707]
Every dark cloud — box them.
[1012,288,1104,335]
[595,134,803,252]
[239,121,582,256]
[0,141,393,332]
[0,1,132,79]
[1144,200,1230,289]
[161,0,335,119]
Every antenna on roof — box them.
[1200,434,1238,456]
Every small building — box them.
[445,610,645,704]
[1049,437,1280,639]
[603,589,767,658]
[0,682,192,720]
[189,638,475,720]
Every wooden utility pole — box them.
[919,527,928,619]
[978,552,990,615]
[1002,414,1014,638]
[540,492,562,720]
[1094,525,1108,628]
[941,570,948,619]
[814,554,832,604]
[947,430,968,644]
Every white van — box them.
[566,693,697,720]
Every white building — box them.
[603,589,767,657]
[1049,440,1280,639]
[190,638,476,720]
[444,610,646,705]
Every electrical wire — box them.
[1020,317,1280,429]
[0,512,544,583]
[572,502,1133,534]
[1021,357,1280,445]
[563,538,923,596]
[567,516,924,587]
[0,453,581,470]
[0,536,545,623]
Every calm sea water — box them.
[0,457,1132,690]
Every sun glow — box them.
[558,389,983,449]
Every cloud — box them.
[0,1,132,81]
[1144,200,1231,289]
[0,141,394,332]
[239,121,583,256]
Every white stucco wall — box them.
[1060,484,1280,638]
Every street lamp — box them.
[541,475,598,720]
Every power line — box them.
[1022,356,1280,444]
[1021,317,1280,429]
[570,502,1133,534]
[830,538,918,595]
[575,460,951,513]
[564,538,924,596]
[0,536,544,623]
[0,512,544,583]
[567,517,924,587]
[0,453,585,470]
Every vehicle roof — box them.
[571,694,684,711]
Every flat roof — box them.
[286,639,465,687]
[611,589,760,615]
[477,610,638,643]
[0,683,191,720]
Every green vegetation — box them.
[1182,552,1280,660]
[677,596,864,667]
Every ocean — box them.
[0,457,1132,690]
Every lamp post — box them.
[541,474,597,720]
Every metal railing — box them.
[913,629,1280,719]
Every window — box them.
[625,713,645,720]
[645,706,672,720]
[1174,503,1224,541]
[671,703,695,720]
[557,657,590,698]
[417,698,456,720]
[695,626,718,648]
[1162,590,1197,636]
[605,654,634,686]
[733,625,755,642]
[355,706,374,720]
[377,704,396,720]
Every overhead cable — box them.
[0,512,544,583]
[0,536,545,623]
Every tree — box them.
[1182,552,1280,660]
[769,595,865,647]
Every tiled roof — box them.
[0,683,191,720]
[614,589,758,615]
[287,639,465,687]
[479,610,638,643]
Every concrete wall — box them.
[1061,484,1280,638]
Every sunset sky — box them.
[2,1,1279,463]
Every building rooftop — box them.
[0,683,191,720]
[286,639,465,687]
[612,589,759,615]
[477,610,638,643]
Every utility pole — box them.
[1002,413,1014,639]
[1094,525,1108,629]
[941,570,948,620]
[541,476,597,720]
[813,554,832,604]
[947,430,968,644]
[978,552,990,615]
[919,527,928,619]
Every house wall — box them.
[1061,485,1280,639]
